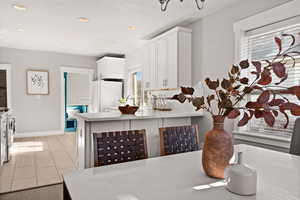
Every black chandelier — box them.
[159,0,205,11]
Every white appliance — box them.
[6,116,15,162]
[97,57,125,80]
[0,113,8,166]
[91,56,125,113]
[91,80,123,112]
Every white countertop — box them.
[63,144,300,200]
[75,110,203,122]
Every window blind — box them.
[239,21,300,138]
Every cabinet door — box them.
[162,117,191,127]
[143,43,157,90]
[142,46,151,90]
[156,38,168,89]
[166,32,178,89]
[130,119,161,158]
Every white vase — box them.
[224,152,257,196]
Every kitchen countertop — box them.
[75,110,203,122]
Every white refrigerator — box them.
[91,80,123,113]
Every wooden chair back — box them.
[159,124,200,156]
[93,129,148,167]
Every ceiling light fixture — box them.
[159,0,205,11]
[77,17,89,23]
[13,4,27,11]
[128,26,136,31]
[16,28,25,32]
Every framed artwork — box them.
[27,70,49,95]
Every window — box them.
[239,21,300,139]
[129,70,142,106]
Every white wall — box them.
[0,47,97,134]
[188,0,291,142]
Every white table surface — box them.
[63,145,300,200]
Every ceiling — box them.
[0,0,240,57]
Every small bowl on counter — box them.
[118,105,139,115]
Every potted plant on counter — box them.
[118,96,139,115]
[172,33,300,179]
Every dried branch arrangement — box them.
[173,33,300,128]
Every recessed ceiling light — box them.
[128,26,136,31]
[13,4,27,11]
[17,28,25,32]
[77,17,89,23]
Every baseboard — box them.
[15,130,65,138]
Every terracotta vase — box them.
[202,115,234,179]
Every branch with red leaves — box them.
[172,33,300,128]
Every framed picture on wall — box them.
[27,70,49,95]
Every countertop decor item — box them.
[159,0,205,12]
[118,105,139,115]
[225,152,257,196]
[172,33,300,179]
[26,69,49,95]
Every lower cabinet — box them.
[76,117,193,169]
[131,117,192,157]
[131,119,161,157]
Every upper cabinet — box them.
[142,43,157,90]
[97,57,125,79]
[142,27,192,90]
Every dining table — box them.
[63,144,300,200]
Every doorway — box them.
[60,67,94,132]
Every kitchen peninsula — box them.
[75,110,203,169]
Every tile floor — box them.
[0,134,76,194]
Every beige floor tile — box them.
[37,176,61,186]
[55,161,74,169]
[12,178,36,191]
[48,141,65,151]
[57,167,76,179]
[14,166,36,180]
[0,164,15,178]
[52,154,74,169]
[16,154,35,168]
[66,152,77,163]
[35,152,55,168]
[0,175,12,193]
[2,134,77,194]
[36,166,59,180]
[33,139,50,151]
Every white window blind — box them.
[239,21,300,139]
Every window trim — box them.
[233,0,300,147]
[127,66,142,106]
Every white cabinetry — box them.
[76,116,193,169]
[97,57,125,79]
[141,27,192,90]
[142,43,157,90]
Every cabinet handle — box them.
[145,82,150,88]
[162,79,168,88]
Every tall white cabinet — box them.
[140,27,192,90]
